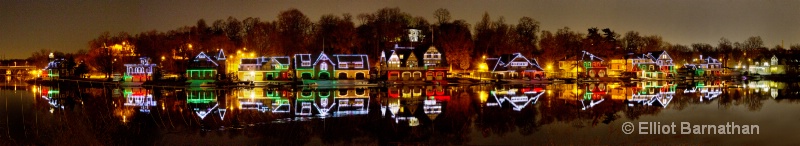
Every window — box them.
[339,62,348,68]
[321,63,328,70]
[510,62,527,66]
[302,61,311,66]
[354,62,363,68]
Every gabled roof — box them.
[490,53,544,71]
[423,46,441,56]
[44,58,66,70]
[648,51,666,60]
[380,50,387,60]
[294,54,313,69]
[503,53,531,67]
[581,51,604,62]
[333,54,370,70]
[528,58,545,71]
[217,49,226,60]
[271,56,291,65]
[313,51,335,66]
[192,51,219,67]
[702,56,721,64]
[486,57,504,72]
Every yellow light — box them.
[478,91,488,103]
[161,56,166,60]
[188,44,193,49]
[237,50,242,54]
[112,44,123,50]
[478,63,488,72]
[250,53,255,57]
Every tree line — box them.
[29,7,800,76]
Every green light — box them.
[123,89,133,97]
[187,99,214,103]
[187,91,215,103]
[297,98,314,101]
[301,91,313,98]
[583,92,592,100]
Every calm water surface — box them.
[0,80,799,145]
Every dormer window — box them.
[510,62,527,66]
[302,61,311,66]
[354,62,363,68]
[339,62,348,68]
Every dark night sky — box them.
[1,0,798,59]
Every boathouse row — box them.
[293,51,371,80]
[485,53,546,80]
[379,45,448,81]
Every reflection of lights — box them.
[478,91,488,103]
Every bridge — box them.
[0,66,39,76]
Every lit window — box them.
[511,62,527,66]
[302,61,311,66]
[321,63,328,70]
[339,62,348,68]
[355,62,363,68]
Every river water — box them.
[0,79,798,145]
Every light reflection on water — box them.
[0,80,799,145]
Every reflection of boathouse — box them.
[236,88,292,113]
[186,88,226,120]
[123,88,157,113]
[628,81,676,107]
[486,87,545,111]
[381,86,450,126]
[123,57,157,82]
[683,80,724,102]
